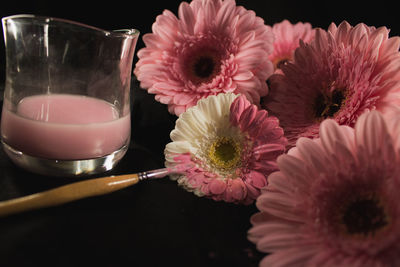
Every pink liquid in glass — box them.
[1,94,130,160]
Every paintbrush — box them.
[0,164,192,217]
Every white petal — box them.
[171,119,202,141]
[164,140,196,156]
[195,93,237,122]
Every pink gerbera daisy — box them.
[248,110,400,266]
[164,93,287,204]
[134,0,274,115]
[267,20,315,71]
[263,21,400,147]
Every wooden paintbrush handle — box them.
[0,174,139,217]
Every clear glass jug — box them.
[1,15,139,176]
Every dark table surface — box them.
[0,79,263,267]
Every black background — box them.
[0,1,398,267]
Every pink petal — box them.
[246,109,269,137]
[178,2,196,35]
[259,246,319,267]
[171,105,186,116]
[252,143,285,160]
[238,104,258,132]
[355,111,388,156]
[209,179,227,195]
[335,21,352,44]
[296,138,328,174]
[267,172,293,195]
[142,34,163,49]
[256,191,301,222]
[186,173,204,188]
[173,93,195,105]
[319,119,351,155]
[155,94,172,104]
[238,30,256,47]
[256,224,303,252]
[201,0,218,26]
[245,181,261,200]
[381,36,400,57]
[252,160,279,174]
[248,219,298,246]
[249,211,276,225]
[230,95,252,124]
[276,155,310,191]
[214,0,236,32]
[245,171,267,189]
[233,70,254,81]
[230,178,247,201]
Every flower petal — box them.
[178,2,196,35]
[256,191,301,222]
[209,179,227,195]
[245,170,267,189]
[248,218,301,250]
[319,119,353,156]
[231,179,247,201]
[267,172,293,195]
[229,94,252,125]
[355,111,390,157]
[276,154,310,192]
[238,104,257,132]
[256,224,304,252]
[259,246,319,267]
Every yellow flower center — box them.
[208,136,241,170]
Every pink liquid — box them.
[1,94,130,160]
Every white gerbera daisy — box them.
[164,93,287,204]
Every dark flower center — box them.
[185,49,221,84]
[276,59,289,69]
[313,89,345,119]
[341,196,388,236]
[194,56,216,78]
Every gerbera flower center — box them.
[194,56,216,78]
[274,58,290,69]
[340,194,389,237]
[313,89,346,120]
[276,59,289,69]
[184,49,222,84]
[208,136,241,171]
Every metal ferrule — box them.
[138,172,149,181]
